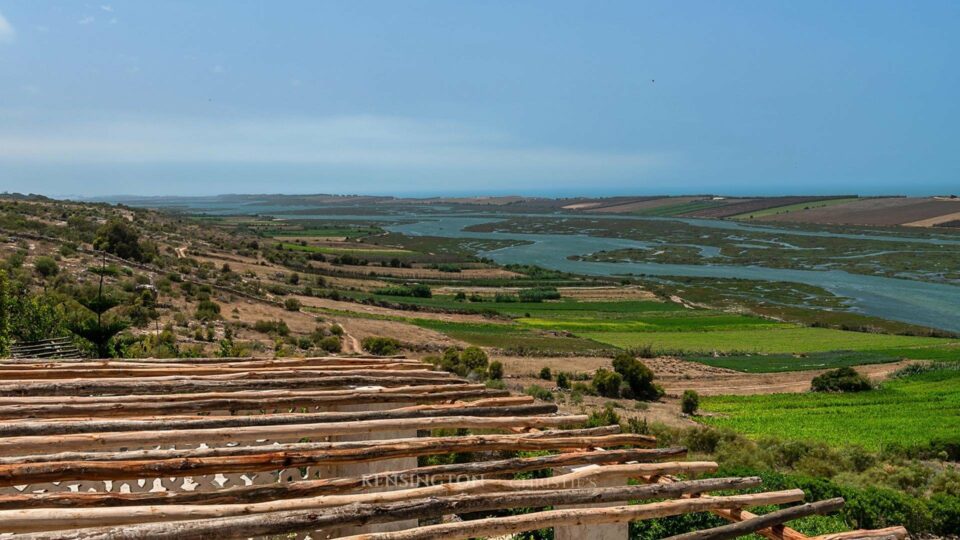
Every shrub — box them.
[681,389,700,415]
[592,368,623,398]
[556,372,570,389]
[587,403,621,427]
[612,352,663,400]
[487,360,504,380]
[253,319,289,336]
[33,257,59,279]
[318,336,341,353]
[195,299,221,321]
[374,284,432,298]
[539,367,552,380]
[525,384,554,402]
[460,346,488,372]
[811,367,872,393]
[361,336,401,356]
[283,298,302,312]
[329,323,344,336]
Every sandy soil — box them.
[904,210,960,227]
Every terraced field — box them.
[699,367,960,450]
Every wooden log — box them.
[0,432,654,486]
[333,490,807,540]
[0,414,588,456]
[16,477,760,539]
[0,425,629,464]
[0,402,559,436]
[0,389,511,419]
[663,498,845,540]
[814,527,909,540]
[0,462,723,532]
[0,372,461,396]
[0,358,423,370]
[0,447,686,508]
[0,363,432,379]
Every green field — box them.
[583,326,955,354]
[729,197,860,220]
[687,344,960,373]
[279,242,412,256]
[699,368,960,450]
[411,319,615,354]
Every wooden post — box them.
[554,463,629,540]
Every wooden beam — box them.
[0,389,511,418]
[0,414,589,456]
[332,490,807,540]
[0,462,724,532]
[15,477,761,539]
[663,498,845,540]
[0,447,686,508]
[814,527,909,540]
[0,363,432,379]
[0,431,653,485]
[0,402,559,436]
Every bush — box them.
[195,299,221,321]
[612,352,663,400]
[487,360,504,380]
[556,372,570,389]
[253,319,289,336]
[460,347,488,372]
[681,390,700,415]
[361,336,401,356]
[318,335,341,353]
[525,384,554,402]
[33,256,59,279]
[592,368,623,398]
[539,367,552,380]
[283,298,302,312]
[811,367,872,393]
[587,403,621,427]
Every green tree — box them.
[681,390,700,415]
[94,219,147,262]
[68,260,128,358]
[612,352,663,401]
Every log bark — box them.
[0,371,461,396]
[334,489,807,540]
[0,363,431,379]
[16,477,760,539]
[0,389,510,419]
[814,527,909,540]
[663,498,845,540]
[0,462,724,532]
[0,447,685,508]
[0,433,656,486]
[0,414,588,456]
[0,402,558,437]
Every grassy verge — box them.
[698,367,960,450]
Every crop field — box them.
[729,197,861,220]
[581,326,956,355]
[410,319,615,354]
[687,344,960,372]
[698,367,960,450]
[278,242,412,256]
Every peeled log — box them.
[0,462,723,532]
[0,447,686,508]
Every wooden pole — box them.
[333,490,807,540]
[0,389,511,419]
[15,478,763,539]
[0,433,654,485]
[0,447,687,508]
[0,414,589,456]
[662,498,845,540]
[0,462,724,532]
[0,402,559,437]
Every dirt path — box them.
[342,332,362,354]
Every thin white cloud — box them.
[0,11,15,43]
[78,16,95,25]
[0,114,668,182]
[100,5,114,12]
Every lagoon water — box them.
[124,198,960,332]
[384,217,960,333]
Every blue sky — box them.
[0,1,957,197]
